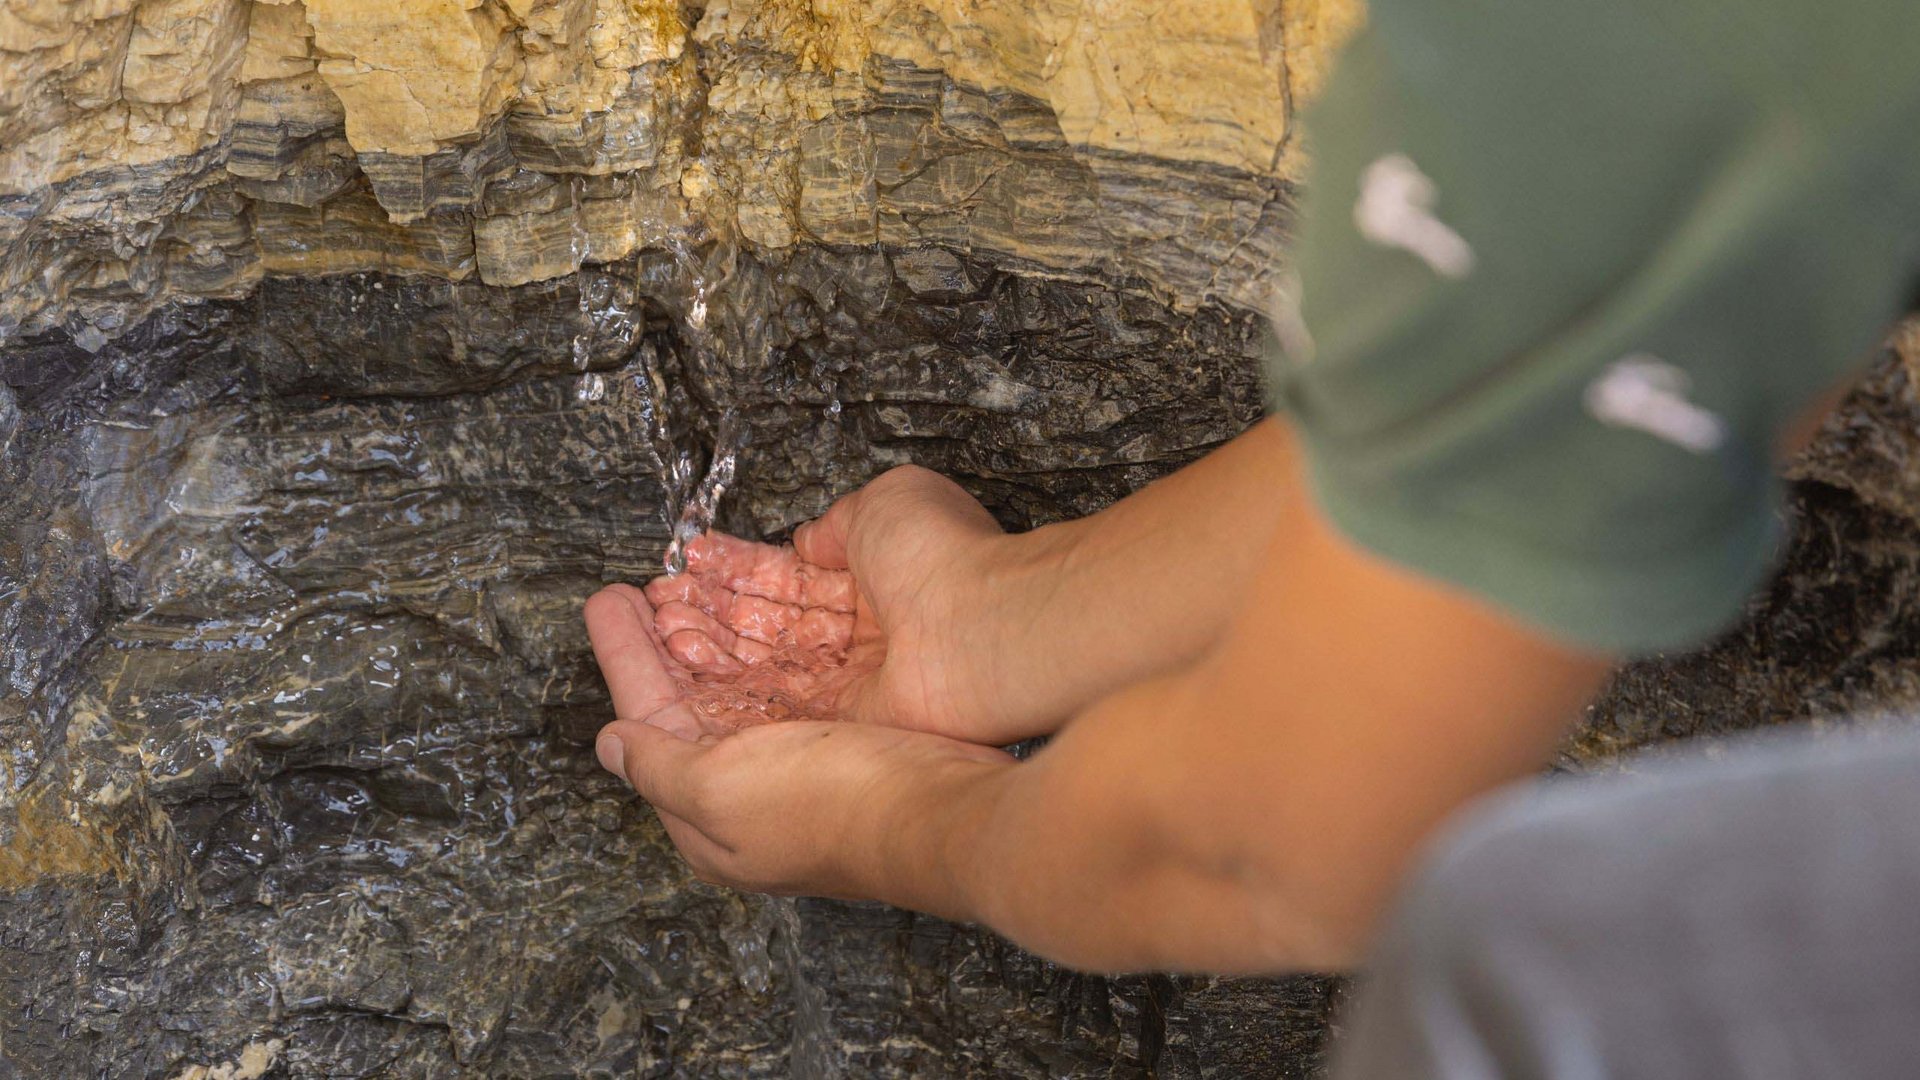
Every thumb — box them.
[584,584,680,722]
[793,491,857,569]
[596,717,707,816]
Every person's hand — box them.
[640,466,1060,744]
[633,538,874,729]
[584,583,1012,899]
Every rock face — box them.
[5,0,1920,1077]
[0,264,1322,1077]
[3,2,1372,1074]
[1,0,1365,345]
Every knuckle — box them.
[873,463,936,494]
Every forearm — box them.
[861,673,1346,974]
[864,470,1611,974]
[976,418,1295,723]
[601,415,1613,975]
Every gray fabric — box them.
[1333,728,1920,1079]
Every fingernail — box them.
[596,732,628,782]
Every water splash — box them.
[663,412,738,575]
[568,177,596,375]
[636,235,754,576]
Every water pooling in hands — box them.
[639,533,879,732]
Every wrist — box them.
[859,754,1015,925]
[976,520,1088,676]
[972,517,1082,599]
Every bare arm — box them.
[979,418,1297,726]
[865,426,1612,970]
[782,419,1294,739]
[592,424,1612,972]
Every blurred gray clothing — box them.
[1332,728,1920,1080]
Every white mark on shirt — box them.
[1584,354,1729,454]
[1354,153,1477,280]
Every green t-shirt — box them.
[1271,0,1920,655]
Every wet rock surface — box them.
[0,253,1364,1078]
[6,239,1919,1077]
[8,0,1920,1072]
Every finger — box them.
[684,533,791,595]
[731,637,776,665]
[687,532,842,610]
[597,717,706,816]
[794,565,858,613]
[680,532,857,613]
[794,608,854,652]
[657,599,741,651]
[584,585,681,722]
[639,701,707,742]
[666,629,744,674]
[726,594,803,646]
[646,573,737,621]
[645,572,699,607]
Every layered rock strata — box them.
[1,0,1365,347]
[0,254,1331,1076]
[2,8,1373,1068]
[8,0,1920,1077]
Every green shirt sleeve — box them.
[1271,0,1920,655]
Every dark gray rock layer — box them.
[0,252,1354,1079]
[4,242,1918,1077]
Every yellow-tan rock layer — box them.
[0,0,1365,341]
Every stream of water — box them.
[568,179,748,577]
[651,236,746,577]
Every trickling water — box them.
[623,234,756,576]
[568,177,597,376]
[561,185,748,575]
[0,381,16,460]
[664,411,738,576]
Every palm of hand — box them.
[611,533,868,732]
[628,531,986,739]
[583,557,1014,900]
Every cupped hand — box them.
[584,583,1012,898]
[637,538,874,729]
[640,465,1058,744]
